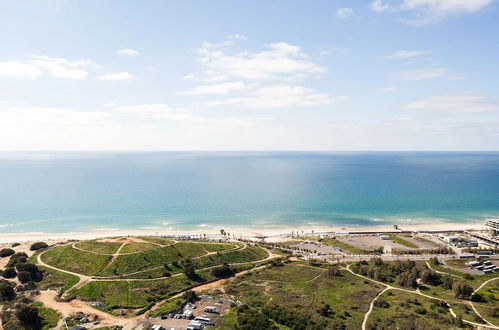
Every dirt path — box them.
[426,261,463,279]
[344,265,499,329]
[469,276,499,328]
[37,250,89,297]
[35,290,139,330]
[362,287,390,330]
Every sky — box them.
[0,0,498,151]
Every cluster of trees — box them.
[29,242,48,251]
[392,247,454,255]
[211,263,235,278]
[351,258,421,287]
[233,303,348,330]
[0,280,16,301]
[0,252,43,287]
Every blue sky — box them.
[0,0,498,150]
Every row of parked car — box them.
[467,260,499,273]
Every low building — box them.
[485,218,499,236]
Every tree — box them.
[16,263,42,282]
[0,248,15,258]
[182,258,198,280]
[1,267,17,279]
[453,281,473,299]
[398,270,418,289]
[29,242,48,251]
[0,281,16,301]
[429,257,439,266]
[16,305,41,328]
[182,290,199,303]
[17,271,32,284]
[316,302,333,317]
[420,269,441,286]
[211,264,235,278]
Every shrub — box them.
[17,271,32,284]
[0,280,16,301]
[16,305,41,328]
[29,242,48,251]
[0,248,15,258]
[2,267,17,279]
[211,264,235,278]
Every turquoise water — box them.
[0,152,498,233]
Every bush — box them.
[17,271,32,284]
[15,263,42,282]
[2,267,17,279]
[182,290,199,303]
[0,280,16,301]
[29,242,48,251]
[0,248,15,258]
[16,305,41,328]
[11,242,20,248]
[211,264,235,278]
[7,252,28,267]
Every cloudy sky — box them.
[0,0,498,151]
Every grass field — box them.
[222,262,382,329]
[75,240,122,254]
[97,245,182,276]
[389,235,418,248]
[136,236,174,245]
[32,301,61,330]
[120,242,159,254]
[474,280,499,326]
[366,290,458,329]
[197,242,238,252]
[41,245,111,275]
[36,266,80,292]
[322,237,375,254]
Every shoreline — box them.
[0,222,484,243]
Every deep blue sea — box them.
[0,152,498,233]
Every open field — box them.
[28,237,272,318]
[41,245,112,276]
[218,262,384,329]
[366,290,458,329]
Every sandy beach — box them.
[0,222,484,244]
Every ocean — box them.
[0,151,498,233]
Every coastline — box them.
[0,222,484,244]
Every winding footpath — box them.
[34,240,277,329]
[344,265,499,330]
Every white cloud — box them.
[180,82,248,95]
[188,41,326,82]
[29,55,98,79]
[337,7,354,18]
[117,48,139,57]
[383,50,431,59]
[403,90,499,113]
[392,68,458,80]
[204,85,342,109]
[371,0,393,12]
[0,61,43,79]
[0,55,99,80]
[371,0,494,25]
[379,86,398,93]
[227,34,247,40]
[97,72,132,81]
[110,103,268,127]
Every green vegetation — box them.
[221,262,382,329]
[198,242,238,252]
[41,245,111,275]
[193,246,268,269]
[389,234,418,248]
[69,281,130,308]
[473,280,499,325]
[36,266,80,292]
[75,239,122,254]
[97,245,183,276]
[322,237,381,254]
[366,290,459,329]
[120,242,159,254]
[136,236,174,245]
[32,302,61,330]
